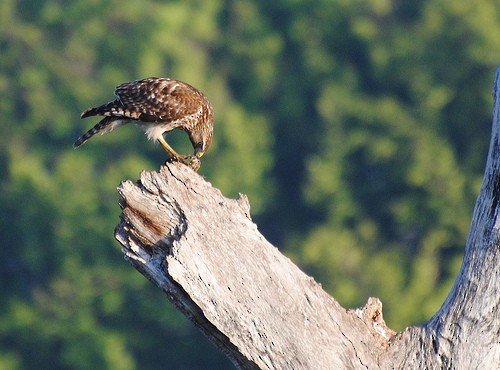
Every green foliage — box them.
[293,0,496,329]
[1,0,499,367]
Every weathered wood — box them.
[115,67,500,369]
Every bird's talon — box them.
[166,155,200,171]
[185,155,201,171]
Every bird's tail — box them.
[74,116,124,148]
[80,101,118,119]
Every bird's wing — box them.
[114,78,201,123]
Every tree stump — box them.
[115,68,500,369]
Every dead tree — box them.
[115,69,500,369]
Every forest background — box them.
[1,0,500,369]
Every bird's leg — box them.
[157,136,185,163]
[157,136,201,171]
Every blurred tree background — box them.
[1,0,499,368]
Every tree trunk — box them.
[115,68,500,369]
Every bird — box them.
[74,77,214,171]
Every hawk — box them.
[74,77,214,171]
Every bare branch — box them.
[115,68,500,369]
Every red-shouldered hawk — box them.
[74,77,214,171]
